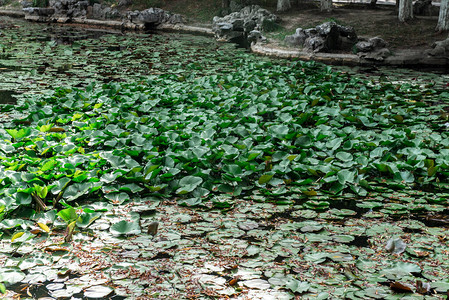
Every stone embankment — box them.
[251,43,449,68]
[0,7,214,34]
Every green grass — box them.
[163,0,222,23]
[129,0,165,10]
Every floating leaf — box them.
[286,279,310,293]
[84,285,113,298]
[389,281,413,293]
[176,176,203,194]
[37,222,50,233]
[110,220,141,235]
[11,231,24,242]
[385,237,406,254]
[258,174,273,184]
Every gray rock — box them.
[284,28,307,47]
[248,30,266,44]
[91,3,103,18]
[243,19,256,32]
[217,22,233,31]
[355,41,373,52]
[361,48,391,61]
[48,0,89,18]
[356,37,390,61]
[316,21,336,36]
[90,3,120,19]
[427,38,449,56]
[22,7,35,14]
[369,37,387,49]
[21,0,33,8]
[137,7,163,24]
[22,7,55,16]
[128,8,183,26]
[304,28,317,36]
[231,18,244,31]
[118,0,131,7]
[304,36,326,52]
[213,5,277,47]
[284,21,357,52]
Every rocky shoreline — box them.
[0,7,447,69]
[251,43,449,68]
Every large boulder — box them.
[284,28,308,47]
[355,37,390,61]
[284,22,357,53]
[426,37,449,56]
[213,5,278,47]
[49,0,89,18]
[91,3,121,19]
[21,0,33,8]
[127,8,183,27]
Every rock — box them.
[304,28,318,36]
[362,48,391,61]
[91,3,120,19]
[21,0,33,8]
[22,7,55,16]
[284,21,357,53]
[355,41,373,52]
[92,3,104,19]
[369,36,387,49]
[356,37,390,61]
[248,30,266,44]
[213,5,278,47]
[127,8,183,27]
[244,19,256,32]
[24,0,182,26]
[118,0,131,7]
[284,28,307,47]
[304,36,325,52]
[49,0,89,18]
[426,38,449,56]
[216,22,232,31]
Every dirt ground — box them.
[273,4,446,50]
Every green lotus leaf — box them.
[110,220,141,235]
[176,176,203,194]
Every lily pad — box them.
[109,220,141,235]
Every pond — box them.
[0,15,449,299]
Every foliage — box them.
[130,0,165,9]
[262,18,283,32]
[32,0,48,7]
[0,17,449,299]
[0,57,448,219]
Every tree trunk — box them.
[436,0,449,31]
[222,0,230,9]
[221,0,231,16]
[369,0,377,8]
[277,0,291,12]
[398,0,413,21]
[320,0,332,12]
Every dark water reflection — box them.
[0,90,17,104]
